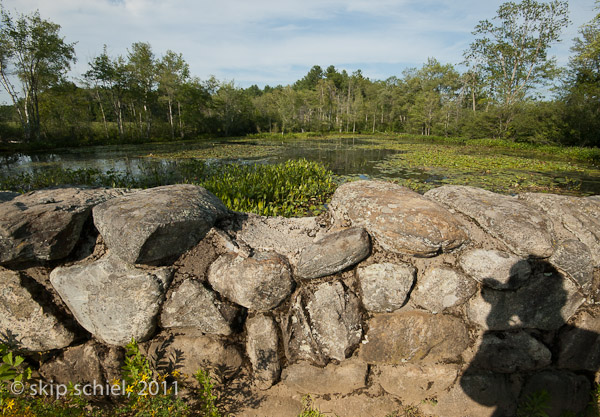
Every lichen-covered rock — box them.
[160,279,238,335]
[0,267,77,351]
[50,254,171,346]
[93,185,228,265]
[459,249,531,290]
[282,281,362,365]
[246,315,281,390]
[411,266,477,313]
[519,371,590,417]
[558,310,600,371]
[329,181,468,257]
[208,251,294,311]
[426,186,554,257]
[296,227,370,279]
[520,192,600,265]
[375,363,460,405]
[282,358,367,395]
[359,311,469,364]
[0,187,128,264]
[470,331,552,373]
[467,272,584,331]
[357,262,415,312]
[549,240,594,291]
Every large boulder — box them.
[0,187,127,264]
[296,227,370,279]
[411,266,477,314]
[282,281,362,365]
[208,251,294,312]
[246,314,281,390]
[459,249,531,290]
[359,311,469,364]
[93,184,228,265]
[357,262,415,312]
[50,254,171,346]
[426,185,554,257]
[0,267,77,351]
[160,279,239,335]
[329,181,468,257]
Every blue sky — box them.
[1,0,597,88]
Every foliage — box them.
[297,395,327,417]
[517,390,551,417]
[194,370,220,417]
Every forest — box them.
[0,0,598,149]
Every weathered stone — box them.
[143,333,243,379]
[309,393,402,417]
[357,262,415,312]
[0,187,128,264]
[246,315,280,390]
[359,311,469,364]
[93,184,228,265]
[208,251,294,311]
[520,192,600,265]
[411,267,476,313]
[50,254,171,346]
[519,371,590,417]
[422,372,519,417]
[426,185,554,257]
[283,281,362,365]
[329,181,468,257]
[296,227,370,279]
[550,239,594,291]
[0,267,77,351]
[467,272,584,331]
[160,279,238,335]
[39,341,123,385]
[459,249,531,290]
[470,331,551,373]
[282,358,367,395]
[375,363,459,405]
[558,310,600,371]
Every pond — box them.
[2,136,600,196]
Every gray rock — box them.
[459,249,531,290]
[282,358,367,395]
[411,267,477,313]
[282,281,362,365]
[375,363,459,405]
[0,191,18,203]
[558,310,600,371]
[423,372,519,417]
[467,272,584,331]
[359,311,469,364]
[160,279,238,335]
[208,251,294,312]
[329,181,468,257]
[296,227,370,279]
[519,371,590,417]
[426,185,554,258]
[0,187,128,264]
[0,267,77,351]
[246,315,281,390]
[357,262,415,312]
[50,254,172,346]
[520,192,600,265]
[93,184,228,265]
[470,331,551,373]
[549,239,594,291]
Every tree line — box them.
[0,0,599,147]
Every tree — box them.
[0,5,76,141]
[157,50,189,139]
[464,0,569,135]
[126,42,156,140]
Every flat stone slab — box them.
[357,262,415,312]
[208,251,294,312]
[359,311,469,364]
[411,266,477,313]
[93,184,228,265]
[425,185,554,257]
[282,358,367,395]
[296,227,370,279]
[0,187,128,264]
[246,314,281,390]
[459,249,531,290]
[329,181,468,257]
[50,254,172,346]
[0,267,77,351]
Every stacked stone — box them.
[0,181,598,417]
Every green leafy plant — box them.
[194,369,220,417]
[517,390,551,417]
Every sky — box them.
[0,0,597,89]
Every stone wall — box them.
[0,181,599,417]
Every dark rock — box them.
[558,309,600,371]
[519,371,590,417]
